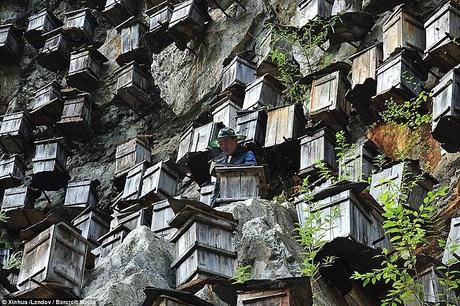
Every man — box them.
[208,128,257,207]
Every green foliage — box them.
[380,91,432,130]
[6,251,22,269]
[352,167,459,305]
[296,177,339,285]
[232,265,252,284]
[315,160,335,182]
[268,16,340,106]
[272,193,287,204]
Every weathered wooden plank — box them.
[36,28,71,72]
[114,61,155,110]
[16,222,88,298]
[236,109,267,148]
[370,161,436,209]
[140,161,179,202]
[222,55,257,94]
[212,97,241,130]
[66,48,108,92]
[0,24,23,65]
[151,199,177,239]
[145,2,174,54]
[168,0,210,51]
[25,9,63,48]
[442,217,460,266]
[63,8,98,44]
[102,0,138,26]
[382,4,425,61]
[431,61,460,152]
[310,71,351,130]
[299,125,336,177]
[115,136,151,177]
[30,81,64,126]
[297,0,334,28]
[116,17,152,65]
[31,138,69,191]
[0,111,33,154]
[242,74,285,110]
[264,104,306,148]
[72,208,111,249]
[215,166,266,203]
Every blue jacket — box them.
[213,146,257,166]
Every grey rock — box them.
[81,226,175,306]
[217,198,303,279]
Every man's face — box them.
[218,137,238,155]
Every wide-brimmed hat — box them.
[209,128,246,148]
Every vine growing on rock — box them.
[295,177,339,288]
[268,16,340,106]
[352,171,460,306]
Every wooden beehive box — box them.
[30,81,64,126]
[102,0,138,26]
[408,264,456,305]
[212,96,241,130]
[0,112,33,154]
[116,17,152,66]
[145,2,174,54]
[115,207,152,231]
[373,51,426,108]
[242,74,285,110]
[431,65,460,152]
[63,8,98,45]
[442,217,460,266]
[32,138,70,191]
[236,277,313,306]
[236,109,267,148]
[297,0,334,27]
[0,24,23,65]
[347,43,383,104]
[169,202,237,289]
[298,125,336,177]
[115,136,151,178]
[140,161,179,202]
[215,166,267,204]
[114,61,154,110]
[199,183,215,206]
[294,184,387,249]
[0,155,25,189]
[309,70,351,130]
[25,9,63,49]
[16,222,88,298]
[56,93,93,141]
[72,207,111,249]
[66,47,108,92]
[370,161,436,210]
[221,55,257,96]
[339,138,379,182]
[97,225,130,258]
[64,180,98,212]
[168,0,210,51]
[264,104,306,148]
[382,5,425,61]
[121,162,147,205]
[1,186,42,231]
[176,122,221,163]
[36,28,71,72]
[151,199,177,239]
[424,2,460,72]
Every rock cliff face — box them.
[0,0,459,305]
